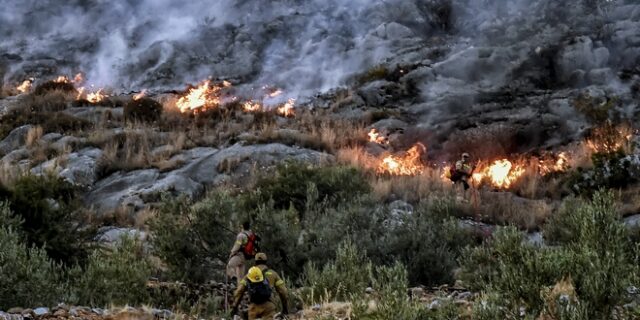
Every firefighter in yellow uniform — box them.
[231,253,289,319]
[451,152,474,190]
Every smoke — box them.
[0,0,435,97]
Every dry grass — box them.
[294,302,354,320]
[371,171,454,203]
[469,191,554,231]
[25,125,43,148]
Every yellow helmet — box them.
[247,266,264,283]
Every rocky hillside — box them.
[1,0,640,319]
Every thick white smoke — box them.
[0,0,436,97]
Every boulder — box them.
[0,125,33,155]
[85,169,160,213]
[31,148,102,186]
[371,22,415,40]
[96,227,147,244]
[84,144,332,214]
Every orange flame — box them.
[16,79,33,93]
[86,89,107,103]
[539,152,568,176]
[133,90,147,101]
[368,128,387,144]
[472,159,525,189]
[243,101,262,112]
[176,80,222,113]
[76,86,108,103]
[377,143,426,176]
[54,76,70,83]
[586,124,633,154]
[277,98,295,117]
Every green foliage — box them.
[460,191,639,318]
[568,151,640,195]
[253,162,370,214]
[124,97,163,123]
[1,174,94,265]
[302,240,373,303]
[72,235,152,306]
[0,203,64,309]
[149,193,239,283]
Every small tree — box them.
[73,236,152,306]
[0,202,64,309]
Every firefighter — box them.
[231,253,289,320]
[450,152,474,190]
[227,221,258,284]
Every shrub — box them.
[72,235,152,306]
[460,191,639,318]
[567,151,640,195]
[33,81,77,96]
[572,94,616,124]
[253,162,371,214]
[2,174,95,265]
[302,240,373,303]
[124,97,163,123]
[150,193,241,283]
[0,202,64,309]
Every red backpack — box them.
[242,232,259,259]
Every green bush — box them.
[253,162,370,215]
[460,191,640,318]
[302,240,373,303]
[0,202,64,309]
[150,193,239,284]
[1,174,94,266]
[72,235,152,306]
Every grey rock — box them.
[32,308,49,316]
[85,169,160,213]
[372,22,415,40]
[357,80,394,107]
[152,309,173,319]
[85,144,332,214]
[50,136,85,153]
[1,148,30,164]
[31,148,101,186]
[428,299,442,310]
[97,227,147,244]
[624,214,640,229]
[526,232,545,247]
[41,132,63,142]
[389,200,413,216]
[0,125,33,155]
